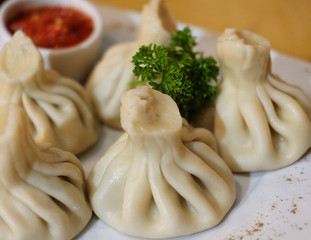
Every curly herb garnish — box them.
[131,27,219,122]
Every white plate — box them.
[77,4,311,240]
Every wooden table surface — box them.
[91,0,311,62]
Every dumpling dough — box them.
[86,0,176,129]
[214,28,311,172]
[0,104,92,240]
[0,31,99,155]
[87,86,235,238]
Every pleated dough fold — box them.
[87,86,235,238]
[214,28,311,172]
[0,31,99,155]
[86,0,176,128]
[0,104,92,240]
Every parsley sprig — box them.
[131,27,219,122]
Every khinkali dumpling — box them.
[0,104,92,240]
[86,0,176,128]
[0,31,99,155]
[87,86,235,238]
[214,28,311,172]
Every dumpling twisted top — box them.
[88,86,235,238]
[214,28,311,172]
[0,31,99,155]
[86,0,176,129]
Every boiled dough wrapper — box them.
[0,31,99,155]
[87,86,236,238]
[86,0,176,128]
[0,104,92,240]
[214,28,311,172]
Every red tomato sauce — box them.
[7,6,94,49]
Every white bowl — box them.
[0,0,103,82]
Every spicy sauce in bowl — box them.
[0,0,103,82]
[7,6,94,49]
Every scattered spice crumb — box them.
[289,202,298,214]
[225,164,309,240]
[290,208,297,214]
[291,223,303,231]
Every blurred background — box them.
[91,0,311,62]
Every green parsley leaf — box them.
[131,26,219,122]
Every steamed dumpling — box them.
[87,86,235,238]
[0,104,92,240]
[86,0,176,129]
[214,28,311,172]
[0,31,99,155]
